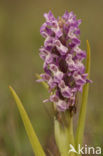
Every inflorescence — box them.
[37,11,91,112]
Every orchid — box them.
[9,10,92,156]
[38,11,91,112]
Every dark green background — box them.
[0,0,103,155]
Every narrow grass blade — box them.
[35,73,48,89]
[75,40,91,149]
[9,86,46,156]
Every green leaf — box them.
[75,40,91,150]
[9,86,46,156]
[54,113,75,156]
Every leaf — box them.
[9,86,46,156]
[54,119,69,156]
[54,113,75,156]
[75,40,91,149]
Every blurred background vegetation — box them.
[0,0,103,155]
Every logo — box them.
[68,144,101,155]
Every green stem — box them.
[68,115,76,156]
[68,115,75,149]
